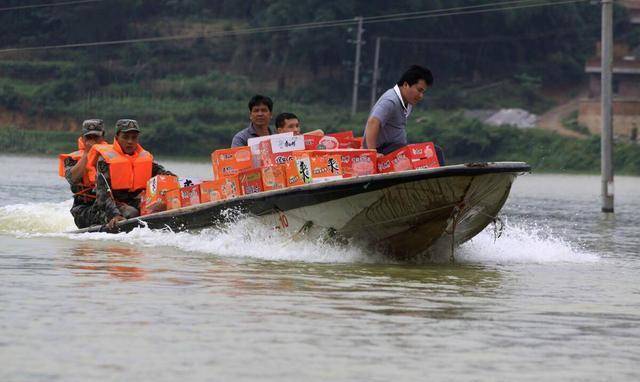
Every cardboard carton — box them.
[284,159,305,187]
[163,189,182,210]
[258,135,304,167]
[261,165,287,191]
[211,146,253,179]
[248,132,293,167]
[199,180,224,203]
[144,175,180,207]
[412,157,441,170]
[238,168,264,195]
[179,184,201,207]
[376,147,413,174]
[331,149,377,177]
[304,134,341,150]
[310,152,343,182]
[406,142,438,164]
[327,131,355,149]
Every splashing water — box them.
[0,200,76,234]
[458,220,600,264]
[0,201,599,264]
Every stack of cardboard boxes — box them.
[140,131,440,216]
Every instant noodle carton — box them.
[327,131,355,149]
[144,175,180,208]
[163,188,182,210]
[199,180,224,203]
[347,137,364,149]
[284,159,305,187]
[200,175,242,201]
[211,146,253,179]
[179,184,201,207]
[376,147,413,174]
[330,149,377,177]
[261,165,287,191]
[238,168,263,195]
[248,132,294,167]
[309,152,343,183]
[258,135,304,167]
[406,142,439,167]
[303,134,340,150]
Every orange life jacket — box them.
[87,139,153,192]
[57,137,95,187]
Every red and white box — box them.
[376,147,414,174]
[179,184,201,207]
[334,149,377,177]
[258,135,304,167]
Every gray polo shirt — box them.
[363,85,412,155]
[231,123,275,147]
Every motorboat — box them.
[71,161,530,261]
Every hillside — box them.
[0,0,639,173]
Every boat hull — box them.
[72,162,529,260]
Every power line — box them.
[0,0,590,54]
[0,0,103,12]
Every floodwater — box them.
[1,154,639,381]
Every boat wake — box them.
[0,201,599,264]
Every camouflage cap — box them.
[115,119,140,134]
[81,119,105,137]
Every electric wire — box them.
[0,0,590,54]
[0,0,102,12]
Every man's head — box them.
[396,65,433,106]
[81,119,106,147]
[275,112,300,134]
[248,95,273,130]
[115,119,140,155]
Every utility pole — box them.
[601,0,614,213]
[351,16,364,117]
[370,36,381,109]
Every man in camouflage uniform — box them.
[95,119,175,230]
[64,119,108,228]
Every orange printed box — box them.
[145,175,180,207]
[284,159,305,187]
[310,152,343,182]
[163,189,182,210]
[179,185,201,207]
[261,165,287,191]
[238,168,263,195]
[211,146,253,179]
[199,180,224,203]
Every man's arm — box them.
[95,159,123,221]
[64,157,80,186]
[67,151,89,184]
[364,116,381,153]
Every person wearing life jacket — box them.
[89,119,175,231]
[60,119,107,228]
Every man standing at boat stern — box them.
[231,94,275,147]
[363,65,444,164]
[88,119,176,230]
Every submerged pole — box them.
[601,0,614,213]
